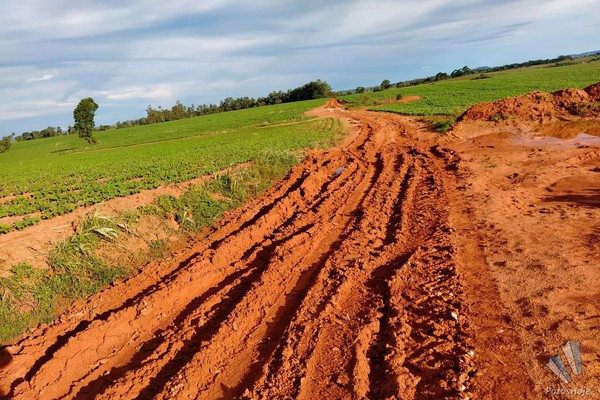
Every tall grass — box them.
[0,213,132,342]
[149,149,300,232]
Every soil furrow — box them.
[0,100,503,400]
[147,143,382,400]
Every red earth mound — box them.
[458,82,600,123]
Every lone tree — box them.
[380,79,392,90]
[73,98,99,144]
[0,134,14,153]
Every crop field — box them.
[0,99,344,233]
[343,61,600,115]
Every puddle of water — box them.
[513,133,600,147]
[513,120,600,147]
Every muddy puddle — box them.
[513,120,600,147]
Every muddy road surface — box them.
[2,97,597,399]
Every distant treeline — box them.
[343,55,579,94]
[14,127,65,141]
[114,79,332,128]
[9,80,333,142]
[5,52,595,143]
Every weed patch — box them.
[0,213,132,342]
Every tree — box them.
[450,66,472,78]
[355,86,365,94]
[380,79,392,90]
[73,98,99,144]
[287,80,333,102]
[435,72,449,81]
[0,134,14,153]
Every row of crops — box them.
[0,99,344,233]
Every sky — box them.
[1,0,599,134]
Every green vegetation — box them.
[431,117,457,134]
[73,97,99,144]
[0,135,13,153]
[0,99,344,233]
[0,213,132,341]
[342,61,600,116]
[148,149,300,231]
[380,79,392,90]
[141,80,332,127]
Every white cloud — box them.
[0,0,238,40]
[99,86,175,100]
[25,73,55,83]
[130,36,280,61]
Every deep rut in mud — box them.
[1,103,477,399]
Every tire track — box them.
[0,101,476,400]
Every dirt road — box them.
[0,98,597,399]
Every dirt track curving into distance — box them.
[6,97,593,399]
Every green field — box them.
[342,61,600,115]
[2,61,599,233]
[0,99,344,233]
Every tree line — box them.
[5,80,332,144]
[402,55,575,88]
[345,55,577,94]
[117,79,332,127]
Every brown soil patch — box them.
[0,215,24,226]
[0,195,16,205]
[443,104,600,396]
[374,95,423,107]
[0,193,32,205]
[397,95,422,104]
[0,212,42,227]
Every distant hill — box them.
[570,50,600,58]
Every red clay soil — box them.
[0,95,599,399]
[459,82,600,123]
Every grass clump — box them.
[433,118,456,134]
[422,116,457,134]
[0,212,132,342]
[152,148,299,232]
